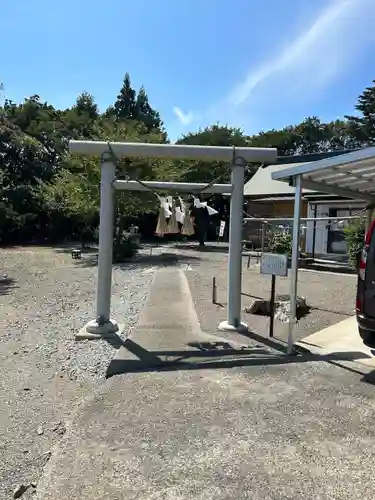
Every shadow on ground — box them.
[72,252,203,269]
[0,276,18,296]
[104,330,373,382]
[173,243,229,254]
[54,245,98,255]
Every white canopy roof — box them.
[271,146,375,203]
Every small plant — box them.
[344,220,365,268]
[268,231,292,256]
[113,234,139,263]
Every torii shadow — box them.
[105,333,373,383]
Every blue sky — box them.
[2,0,375,140]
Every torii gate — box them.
[69,140,277,338]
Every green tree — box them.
[114,72,136,120]
[346,80,375,146]
[135,85,162,131]
[3,95,67,162]
[1,71,373,246]
[176,124,248,184]
[74,92,98,120]
[248,117,360,156]
[63,92,100,139]
[248,128,298,156]
[344,220,365,268]
[292,117,362,153]
[41,155,101,244]
[0,75,171,243]
[0,116,53,241]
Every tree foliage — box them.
[346,80,375,147]
[344,220,365,268]
[1,74,374,244]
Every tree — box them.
[135,85,162,131]
[324,119,363,151]
[111,76,163,131]
[114,73,136,120]
[248,128,298,156]
[41,155,101,244]
[0,70,373,245]
[0,73,170,243]
[74,92,99,121]
[63,93,100,140]
[248,117,360,156]
[100,119,169,217]
[3,95,67,163]
[0,116,54,242]
[346,80,375,146]
[176,125,248,184]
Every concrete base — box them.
[296,315,375,375]
[218,320,248,334]
[76,319,123,341]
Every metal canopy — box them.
[269,146,375,355]
[271,146,375,203]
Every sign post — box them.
[269,274,276,337]
[260,253,288,337]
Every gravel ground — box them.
[175,244,358,344]
[0,242,360,498]
[0,245,156,498]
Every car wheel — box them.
[359,326,375,346]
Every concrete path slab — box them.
[106,267,264,377]
[296,316,375,375]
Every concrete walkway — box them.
[106,266,260,378]
[35,269,375,500]
[297,315,375,377]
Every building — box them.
[243,163,366,258]
[244,162,311,219]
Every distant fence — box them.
[242,219,297,252]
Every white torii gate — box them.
[69,140,277,338]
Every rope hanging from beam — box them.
[106,142,220,238]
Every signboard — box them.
[260,253,288,277]
[219,220,226,238]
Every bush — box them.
[344,220,365,268]
[268,231,293,256]
[113,234,139,263]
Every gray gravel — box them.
[180,247,357,344]
[0,242,361,498]
[0,246,155,498]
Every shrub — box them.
[268,231,293,256]
[344,220,365,268]
[113,234,139,263]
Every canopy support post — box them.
[288,174,302,355]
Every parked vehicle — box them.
[356,219,375,344]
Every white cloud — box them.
[173,106,194,126]
[170,0,375,135]
[228,0,375,107]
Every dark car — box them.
[356,219,375,344]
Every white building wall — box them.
[305,205,314,254]
[305,204,329,254]
[305,201,365,257]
